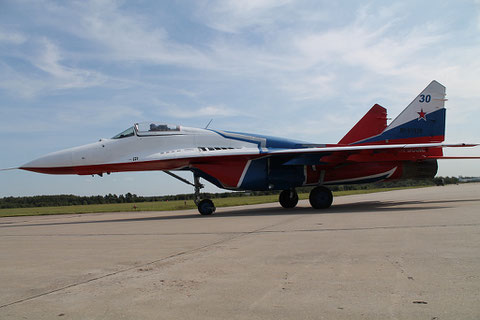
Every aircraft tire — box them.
[279,189,299,208]
[309,186,333,209]
[197,199,216,215]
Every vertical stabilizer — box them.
[339,104,387,145]
[356,80,446,144]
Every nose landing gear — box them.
[193,175,216,215]
[164,171,216,215]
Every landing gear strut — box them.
[309,186,333,209]
[279,189,299,208]
[164,171,216,215]
[193,175,215,215]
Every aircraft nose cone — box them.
[20,149,74,174]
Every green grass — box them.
[0,186,428,218]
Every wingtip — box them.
[445,143,479,147]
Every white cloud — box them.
[71,0,211,68]
[280,73,337,101]
[33,39,107,89]
[0,37,107,97]
[0,29,27,44]
[55,104,144,126]
[197,105,239,116]
[160,103,240,119]
[0,62,46,98]
[292,12,443,77]
[196,0,295,33]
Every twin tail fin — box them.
[340,80,446,145]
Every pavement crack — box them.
[0,214,304,309]
[1,222,478,238]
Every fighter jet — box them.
[17,81,480,215]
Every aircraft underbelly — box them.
[193,160,394,191]
[321,162,400,185]
[205,160,437,191]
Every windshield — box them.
[112,126,135,139]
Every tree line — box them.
[0,191,277,209]
[0,176,461,209]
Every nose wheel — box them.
[193,175,216,215]
[164,171,216,215]
[197,199,216,215]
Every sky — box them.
[1,0,479,197]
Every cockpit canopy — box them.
[111,122,181,139]
[136,122,180,135]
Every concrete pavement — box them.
[1,184,479,319]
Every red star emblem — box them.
[417,109,427,121]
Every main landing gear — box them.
[164,171,216,215]
[279,189,299,208]
[279,186,333,209]
[308,186,333,209]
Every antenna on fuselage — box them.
[205,119,213,129]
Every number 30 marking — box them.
[419,94,431,103]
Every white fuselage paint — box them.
[22,126,260,169]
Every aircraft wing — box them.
[268,142,478,155]
[144,142,479,165]
[175,142,478,190]
[268,142,480,165]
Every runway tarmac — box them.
[1,184,479,319]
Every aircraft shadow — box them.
[4,198,479,228]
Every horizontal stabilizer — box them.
[427,156,480,159]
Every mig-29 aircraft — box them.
[16,81,480,215]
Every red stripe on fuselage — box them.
[20,154,261,179]
[193,160,249,188]
[21,158,192,175]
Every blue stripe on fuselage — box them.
[239,159,268,190]
[357,108,445,144]
[211,130,313,150]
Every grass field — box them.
[0,186,428,218]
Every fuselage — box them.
[20,122,437,191]
[22,124,255,174]
[21,123,306,175]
